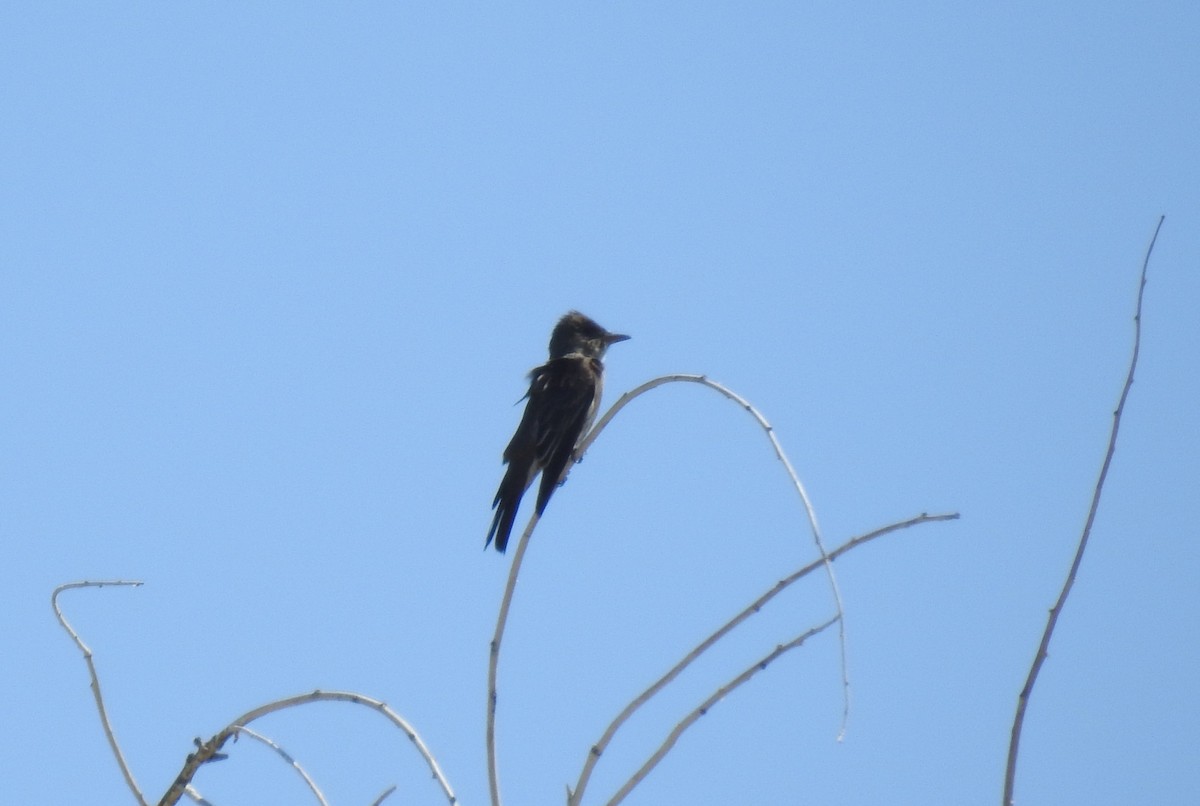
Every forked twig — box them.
[52,580,148,806]
[54,581,455,806]
[159,690,457,806]
[605,616,841,806]
[1002,215,1164,806]
[569,512,958,805]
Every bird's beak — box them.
[605,332,631,345]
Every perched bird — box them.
[486,311,630,552]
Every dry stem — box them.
[231,726,329,805]
[159,690,457,806]
[605,617,840,806]
[578,374,850,735]
[1002,215,1164,805]
[488,374,842,806]
[570,512,958,805]
[52,580,148,806]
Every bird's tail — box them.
[486,466,528,553]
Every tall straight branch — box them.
[486,512,540,806]
[1002,215,1164,806]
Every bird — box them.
[486,311,630,553]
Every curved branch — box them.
[1002,215,1164,806]
[490,377,952,806]
[158,690,456,806]
[577,374,851,736]
[490,374,865,806]
[52,580,148,806]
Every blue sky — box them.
[2,3,1197,804]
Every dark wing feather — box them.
[529,357,600,515]
[486,356,600,551]
[485,373,545,552]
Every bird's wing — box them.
[525,357,598,515]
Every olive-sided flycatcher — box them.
[486,311,630,552]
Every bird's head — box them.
[549,311,630,359]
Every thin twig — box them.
[1002,215,1164,806]
[231,726,330,806]
[158,690,457,806]
[182,785,213,804]
[52,580,148,806]
[605,616,841,806]
[569,512,958,805]
[370,784,398,806]
[577,374,851,737]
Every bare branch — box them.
[490,377,955,806]
[52,580,148,806]
[577,374,852,737]
[488,375,835,806]
[605,616,841,806]
[1002,215,1164,806]
[570,512,958,805]
[231,726,329,806]
[182,785,213,804]
[487,508,542,806]
[158,690,457,806]
[370,784,399,806]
